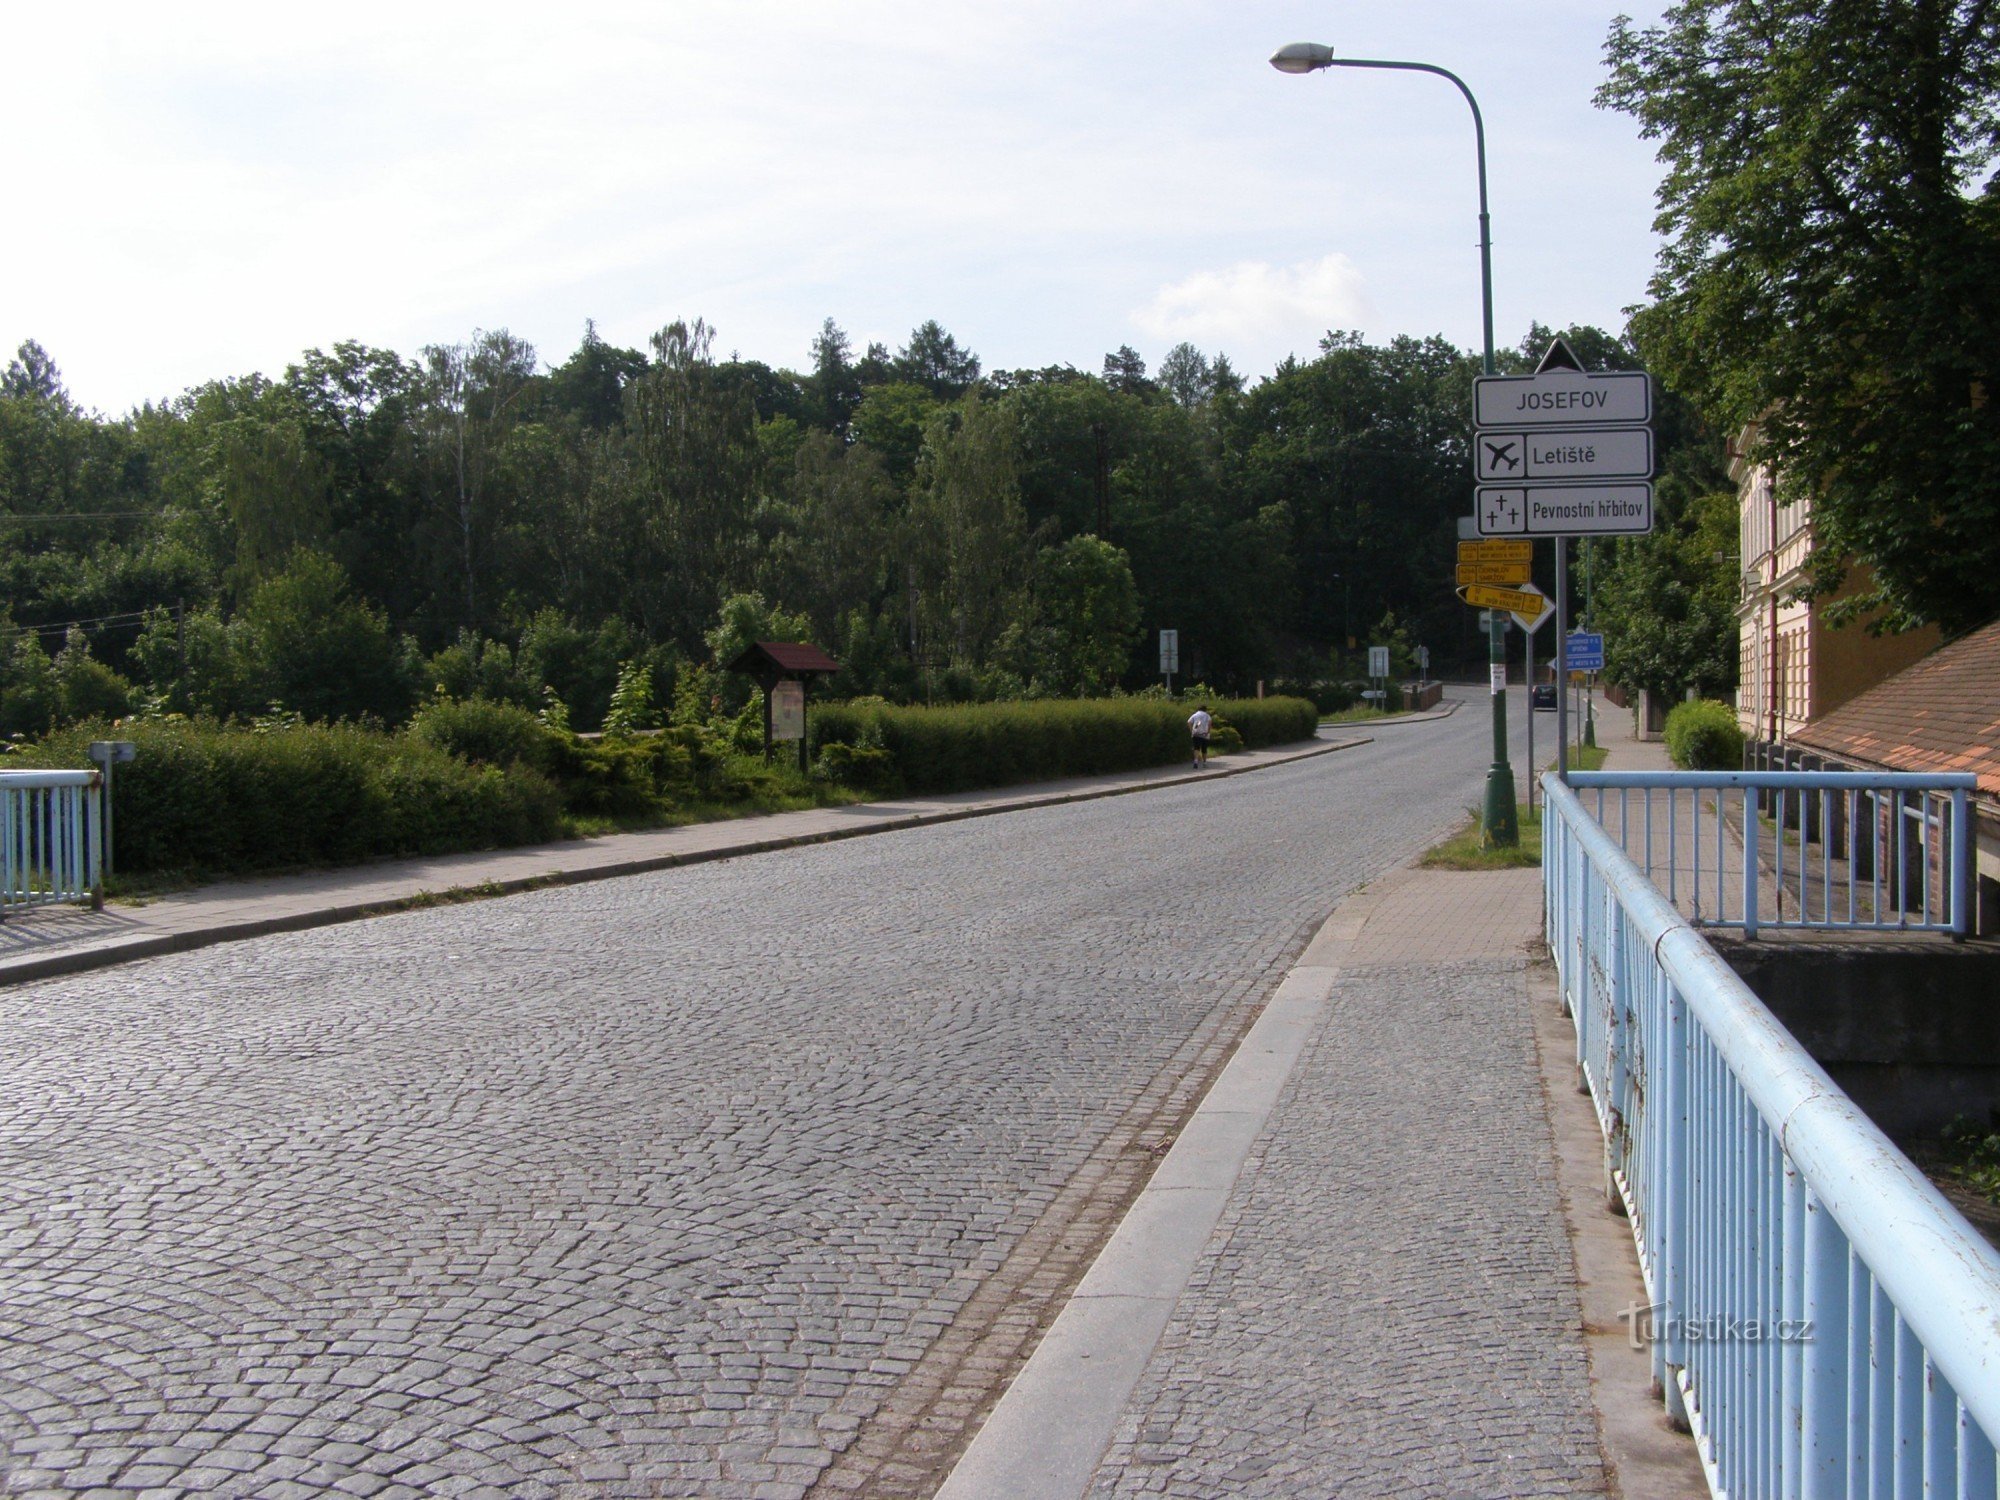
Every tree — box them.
[849,382,940,482]
[759,430,898,643]
[896,320,982,399]
[625,319,761,645]
[419,329,538,634]
[241,549,412,723]
[1004,535,1142,695]
[809,318,864,435]
[908,392,1028,668]
[1600,1,2000,635]
[1158,343,1216,407]
[1102,345,1154,398]
[541,321,647,430]
[1594,485,1740,700]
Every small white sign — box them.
[1477,484,1654,536]
[1490,663,1507,696]
[1159,629,1179,673]
[1474,368,1651,430]
[1367,646,1390,679]
[771,680,805,741]
[1476,426,1653,483]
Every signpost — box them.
[86,739,136,882]
[1473,367,1652,429]
[1475,483,1654,536]
[771,680,805,741]
[1564,632,1605,673]
[1475,426,1653,483]
[1467,338,1655,784]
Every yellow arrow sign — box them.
[1461,582,1553,622]
[1458,539,1533,564]
[1455,561,1531,586]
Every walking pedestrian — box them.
[1188,704,1212,769]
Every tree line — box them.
[4,315,1663,736]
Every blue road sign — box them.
[1565,632,1605,672]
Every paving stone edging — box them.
[0,736,1372,989]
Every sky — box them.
[4,1,1671,417]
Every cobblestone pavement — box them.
[1087,871,1605,1499]
[0,715,1511,1499]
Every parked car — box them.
[1531,683,1557,711]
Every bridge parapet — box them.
[1545,771,2000,1497]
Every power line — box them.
[0,608,160,643]
[0,510,155,522]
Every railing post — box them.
[1658,977,1689,1425]
[1742,791,1761,940]
[1951,786,1971,940]
[1800,1185,1850,1497]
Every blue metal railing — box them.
[0,768,102,911]
[1568,770,1975,937]
[1545,773,2000,1498]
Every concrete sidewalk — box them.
[938,692,1707,1499]
[0,732,1377,989]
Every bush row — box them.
[20,719,565,877]
[808,695,1318,795]
[10,694,1319,880]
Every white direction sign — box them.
[1474,368,1652,429]
[1476,426,1653,483]
[1476,484,1655,536]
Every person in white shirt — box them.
[1187,705,1212,769]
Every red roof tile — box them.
[1792,618,2000,800]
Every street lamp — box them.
[1270,40,1517,846]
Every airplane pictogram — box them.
[1483,439,1521,472]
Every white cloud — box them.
[1130,256,1371,360]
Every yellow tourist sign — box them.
[1460,582,1553,628]
[1457,539,1533,565]
[1455,561,1531,586]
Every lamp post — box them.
[1271,41,1517,846]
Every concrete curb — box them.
[0,735,1374,989]
[934,875,1393,1499]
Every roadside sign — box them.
[1159,628,1179,673]
[1458,539,1532,564]
[1474,368,1652,429]
[1460,581,1552,630]
[1476,484,1654,536]
[1564,632,1605,672]
[771,680,805,740]
[1367,645,1390,678]
[1475,426,1653,484]
[1456,561,1531,586]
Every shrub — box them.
[546,734,667,818]
[1664,698,1745,770]
[408,696,559,772]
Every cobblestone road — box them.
[0,712,1512,1499]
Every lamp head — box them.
[1270,42,1335,74]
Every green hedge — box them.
[809,696,1317,795]
[18,719,564,877]
[1663,698,1746,771]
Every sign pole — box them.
[1583,540,1598,749]
[1525,621,1536,817]
[1555,540,1570,784]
